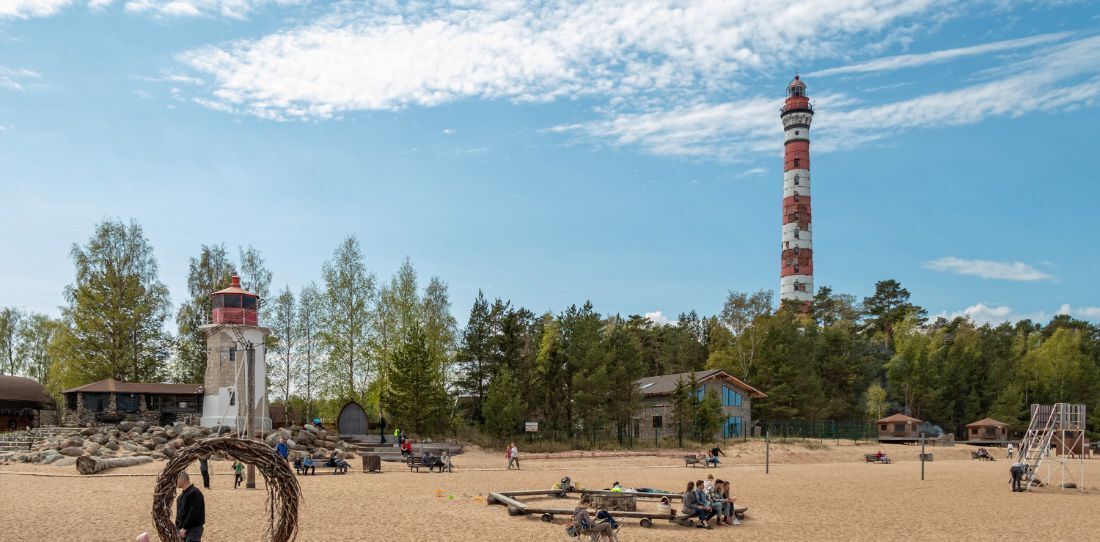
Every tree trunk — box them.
[76,455,154,474]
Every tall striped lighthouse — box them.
[780,75,814,307]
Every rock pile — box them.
[0,422,356,467]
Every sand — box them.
[2,441,1098,541]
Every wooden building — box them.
[0,375,54,431]
[876,413,922,443]
[965,417,1008,445]
[61,378,203,426]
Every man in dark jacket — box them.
[175,472,206,541]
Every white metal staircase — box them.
[1017,403,1087,491]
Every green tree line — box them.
[4,218,1099,440]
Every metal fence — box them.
[759,420,876,442]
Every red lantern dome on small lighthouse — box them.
[211,275,259,325]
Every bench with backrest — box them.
[864,454,890,464]
[323,457,349,474]
[294,458,317,475]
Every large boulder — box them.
[265,432,282,446]
[104,440,120,451]
[162,446,177,459]
[165,427,178,439]
[80,427,98,436]
[213,425,231,436]
[59,447,84,457]
[152,436,168,446]
[169,438,185,450]
[118,421,134,432]
[121,442,139,452]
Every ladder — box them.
[1017,405,1058,490]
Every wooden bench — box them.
[293,459,317,475]
[409,456,441,472]
[864,454,890,464]
[324,458,349,474]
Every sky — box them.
[2,0,1099,327]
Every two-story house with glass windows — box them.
[633,369,766,443]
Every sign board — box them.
[525,422,538,433]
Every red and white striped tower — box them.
[780,75,814,307]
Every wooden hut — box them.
[0,376,54,431]
[876,413,922,443]
[965,417,1008,445]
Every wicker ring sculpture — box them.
[152,436,301,542]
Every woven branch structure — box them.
[151,437,301,542]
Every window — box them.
[695,387,705,402]
[83,392,109,412]
[117,393,139,413]
[224,294,242,309]
[724,416,743,438]
[229,346,236,362]
[722,386,743,407]
[652,416,663,428]
[794,229,800,239]
[145,394,156,410]
[794,174,800,186]
[213,295,224,309]
[229,391,236,406]
[894,423,906,432]
[242,295,256,310]
[793,158,800,168]
[880,424,887,431]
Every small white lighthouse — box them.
[780,75,814,307]
[199,275,271,432]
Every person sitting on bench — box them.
[681,481,714,529]
[976,448,993,460]
[302,456,315,475]
[422,450,435,472]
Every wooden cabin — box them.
[876,413,922,443]
[965,417,1008,445]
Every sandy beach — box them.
[2,441,1098,541]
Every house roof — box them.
[635,369,766,398]
[61,378,202,395]
[876,413,922,424]
[966,417,1008,428]
[0,375,54,406]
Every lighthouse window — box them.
[794,229,800,239]
[229,346,236,362]
[229,391,236,406]
[794,130,800,136]
[794,175,800,185]
[224,294,242,309]
[242,296,256,310]
[793,158,800,168]
[213,295,224,309]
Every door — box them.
[337,401,368,436]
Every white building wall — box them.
[200,325,272,432]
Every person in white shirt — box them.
[1007,442,1014,459]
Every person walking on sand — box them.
[199,454,211,489]
[1007,442,1014,459]
[232,460,244,488]
[175,472,205,541]
[507,443,520,469]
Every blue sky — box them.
[2,0,1099,326]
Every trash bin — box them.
[363,454,382,472]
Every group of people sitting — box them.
[293,451,349,475]
[695,444,725,466]
[681,475,739,529]
[419,449,454,472]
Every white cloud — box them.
[645,311,674,326]
[0,0,71,18]
[807,32,1072,77]
[738,167,768,177]
[942,302,1100,325]
[441,128,455,136]
[555,35,1100,160]
[1058,304,1100,320]
[922,257,1054,281]
[0,65,41,91]
[88,0,113,9]
[123,0,299,19]
[179,0,943,119]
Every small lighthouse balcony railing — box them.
[780,100,814,114]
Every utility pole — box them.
[246,346,257,489]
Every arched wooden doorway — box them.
[337,401,368,435]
